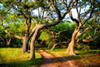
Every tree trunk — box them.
[48,45,50,48]
[6,38,12,46]
[3,38,7,47]
[39,40,44,45]
[51,44,57,50]
[22,36,29,53]
[30,28,39,60]
[66,29,79,55]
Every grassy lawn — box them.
[0,48,42,67]
[47,48,100,67]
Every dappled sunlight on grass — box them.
[0,48,42,67]
[46,48,67,56]
[47,48,100,67]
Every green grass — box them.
[47,48,100,67]
[0,48,42,67]
[46,48,67,56]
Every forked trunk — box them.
[66,29,79,55]
[30,28,39,60]
[6,38,12,46]
[1,37,11,47]
[22,36,29,53]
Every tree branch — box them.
[83,8,94,23]
[29,25,38,38]
[69,11,79,27]
[3,29,23,39]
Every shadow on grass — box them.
[0,58,42,67]
[39,49,100,67]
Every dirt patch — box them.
[37,49,78,67]
[43,50,77,67]
[37,50,61,67]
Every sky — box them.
[32,3,90,22]
[0,1,90,22]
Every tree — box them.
[44,22,74,50]
[29,0,79,59]
[65,0,100,55]
[0,27,12,47]
[0,0,34,53]
[0,5,12,47]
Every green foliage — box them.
[78,17,100,49]
[76,43,90,52]
[38,22,75,48]
[82,45,90,52]
[0,27,8,38]
[39,30,51,41]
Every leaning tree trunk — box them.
[22,36,29,53]
[66,29,79,55]
[30,28,39,60]
[51,43,58,50]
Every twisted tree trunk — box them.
[66,28,79,55]
[29,20,62,60]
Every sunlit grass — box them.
[46,48,67,56]
[0,48,42,67]
[47,48,100,66]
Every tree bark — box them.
[51,43,57,50]
[22,18,32,53]
[48,45,50,48]
[22,36,29,53]
[30,28,39,60]
[6,38,12,46]
[66,29,79,55]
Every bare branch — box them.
[83,8,94,23]
[3,29,23,39]
[68,0,73,8]
[62,0,68,9]
[33,18,37,23]
[43,16,52,20]
[76,1,81,23]
[29,25,38,38]
[52,3,62,19]
[43,11,52,20]
[40,7,45,19]
[25,18,28,26]
[46,29,54,35]
[62,0,80,19]
[20,11,28,19]
[69,11,79,27]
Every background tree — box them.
[65,0,100,55]
[0,27,11,47]
[45,22,75,50]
